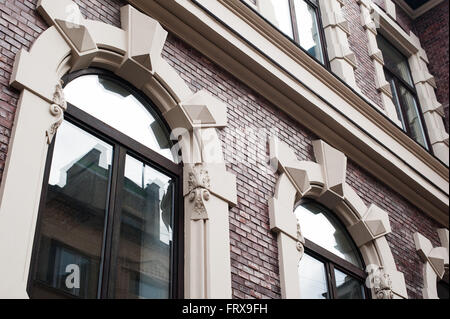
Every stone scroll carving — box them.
[188,164,211,220]
[371,266,394,299]
[46,80,67,144]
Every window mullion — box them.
[327,263,338,299]
[289,0,300,43]
[101,145,127,299]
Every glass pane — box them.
[386,73,407,130]
[377,36,413,86]
[263,0,294,39]
[33,121,113,298]
[298,253,329,299]
[294,0,324,63]
[113,155,174,299]
[397,84,429,149]
[295,201,363,268]
[334,269,365,299]
[64,75,175,162]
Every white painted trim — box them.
[128,0,449,228]
[414,229,449,299]
[269,137,408,299]
[0,0,236,299]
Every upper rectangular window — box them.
[252,0,326,64]
[377,35,430,150]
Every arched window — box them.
[294,200,367,299]
[28,69,183,299]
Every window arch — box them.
[295,200,367,299]
[28,69,183,299]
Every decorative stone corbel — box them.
[37,0,98,71]
[187,164,211,220]
[414,230,449,299]
[46,80,67,144]
[318,0,360,91]
[269,137,408,299]
[357,0,401,126]
[371,266,394,299]
[296,222,306,260]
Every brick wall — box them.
[414,1,449,133]
[343,0,384,109]
[162,31,443,299]
[0,0,446,299]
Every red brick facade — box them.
[415,1,449,133]
[0,0,446,299]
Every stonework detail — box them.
[0,0,236,299]
[371,266,394,299]
[269,137,408,299]
[46,80,67,144]
[188,164,211,220]
[414,229,449,299]
[318,0,360,91]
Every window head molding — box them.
[0,0,236,299]
[269,137,408,299]
[414,229,449,299]
[369,1,449,165]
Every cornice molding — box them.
[393,0,444,19]
[126,0,448,226]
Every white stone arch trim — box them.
[0,0,237,299]
[357,0,449,165]
[414,229,449,299]
[269,137,408,299]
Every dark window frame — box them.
[27,68,184,299]
[378,35,432,151]
[297,199,370,299]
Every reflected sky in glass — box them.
[295,202,363,268]
[49,121,113,187]
[124,155,173,245]
[298,253,329,299]
[64,75,175,161]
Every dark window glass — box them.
[376,36,413,86]
[295,200,367,299]
[29,71,181,299]
[377,35,430,150]
[112,155,174,299]
[437,279,449,299]
[334,268,365,299]
[33,121,113,299]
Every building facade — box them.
[0,0,448,299]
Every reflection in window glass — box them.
[334,269,365,299]
[398,85,428,149]
[295,201,363,268]
[376,36,413,86]
[294,0,324,63]
[64,75,175,162]
[33,121,113,298]
[386,74,406,130]
[298,253,329,299]
[112,155,174,299]
[265,0,294,39]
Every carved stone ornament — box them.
[46,80,67,144]
[372,266,394,299]
[296,222,306,260]
[188,164,211,220]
